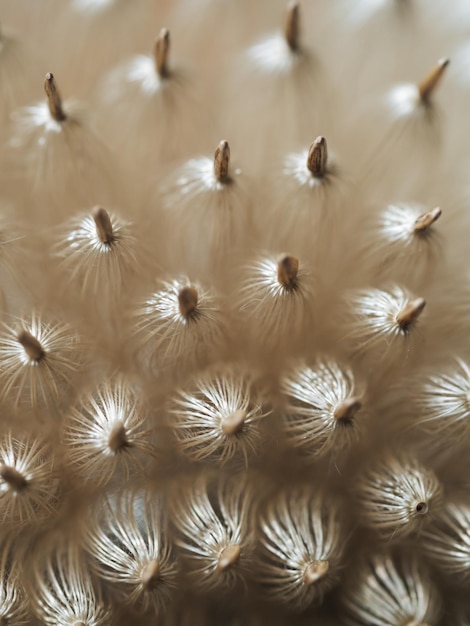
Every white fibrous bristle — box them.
[420,499,470,583]
[2,1,470,624]
[0,432,60,528]
[0,313,83,415]
[356,455,442,542]
[0,25,38,137]
[29,539,112,626]
[131,276,228,381]
[257,487,344,611]
[160,140,252,284]
[169,365,271,466]
[84,487,177,614]
[237,253,314,362]
[359,202,442,287]
[52,206,139,338]
[3,73,119,224]
[341,553,442,626]
[401,358,470,440]
[227,2,333,170]
[171,474,255,593]
[0,538,29,625]
[98,28,206,189]
[63,378,156,489]
[280,358,363,460]
[341,285,426,371]
[350,58,449,202]
[268,137,347,262]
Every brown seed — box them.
[108,422,129,453]
[178,286,198,318]
[277,255,299,289]
[217,544,241,572]
[414,207,441,233]
[44,72,66,122]
[396,298,426,330]
[284,1,300,52]
[303,560,329,586]
[0,464,27,491]
[418,58,450,104]
[221,409,247,436]
[307,137,328,177]
[92,207,115,245]
[154,28,170,78]
[214,140,231,182]
[141,559,160,590]
[17,330,45,362]
[334,397,362,422]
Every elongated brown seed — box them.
[178,286,198,318]
[93,207,115,245]
[284,1,300,52]
[217,544,241,572]
[307,137,328,177]
[303,560,330,586]
[277,255,299,289]
[18,330,45,362]
[154,28,170,78]
[414,207,441,232]
[214,140,231,182]
[418,58,450,104]
[396,298,426,330]
[44,72,66,122]
[0,465,27,491]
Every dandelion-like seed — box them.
[84,488,177,614]
[131,275,228,378]
[405,358,470,438]
[0,538,30,625]
[356,455,442,541]
[0,313,82,411]
[169,365,270,465]
[30,540,111,626]
[161,140,252,282]
[281,358,363,459]
[0,433,60,528]
[342,553,441,626]
[238,253,314,358]
[54,206,138,302]
[362,202,442,286]
[64,378,155,489]
[421,500,470,582]
[361,58,450,199]
[257,487,344,611]
[171,474,255,592]
[6,73,116,224]
[271,137,344,255]
[343,285,426,364]
[99,27,205,180]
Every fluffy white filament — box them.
[258,487,343,610]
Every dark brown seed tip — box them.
[17,330,45,362]
[284,1,300,52]
[221,409,247,436]
[414,207,442,232]
[178,286,198,318]
[141,559,160,590]
[108,422,129,453]
[334,397,362,422]
[307,136,328,177]
[418,58,450,103]
[44,72,66,122]
[217,544,241,572]
[154,27,171,78]
[214,140,231,182]
[0,464,27,491]
[92,207,115,245]
[277,254,299,289]
[303,560,329,586]
[415,501,429,516]
[396,297,426,330]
